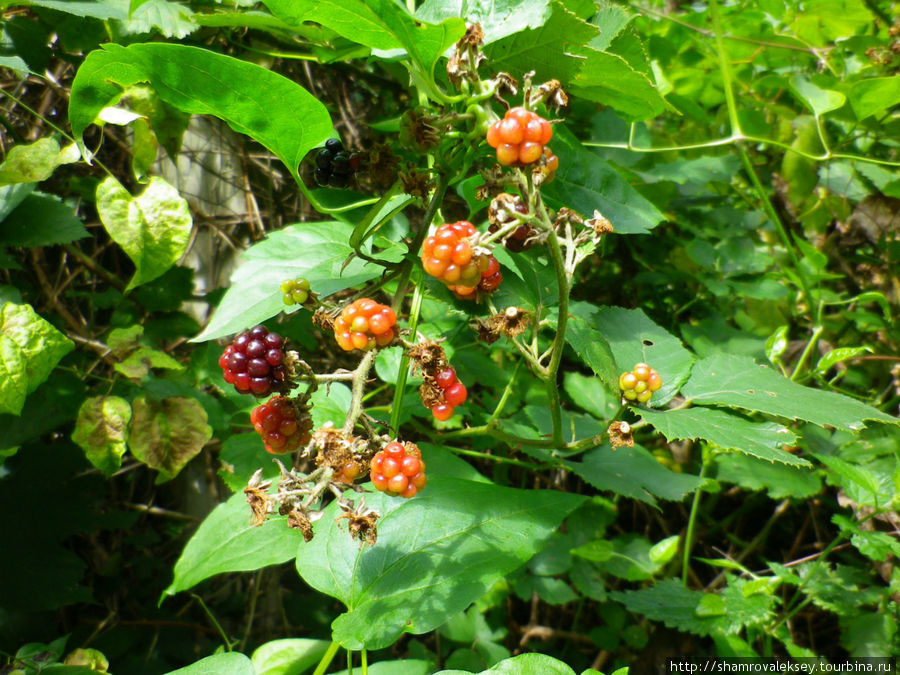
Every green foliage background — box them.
[1,0,899,673]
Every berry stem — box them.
[342,350,378,435]
[542,223,571,446]
[312,642,340,675]
[390,274,426,435]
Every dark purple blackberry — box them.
[218,325,288,397]
[311,139,360,189]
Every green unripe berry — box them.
[281,280,295,294]
[291,289,309,304]
[623,389,638,401]
[636,389,652,403]
[295,278,311,291]
[634,381,648,394]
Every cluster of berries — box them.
[333,298,397,352]
[369,441,427,498]
[281,277,311,306]
[219,326,288,396]
[619,363,662,403]
[314,139,360,189]
[421,221,502,299]
[486,107,553,166]
[488,193,537,253]
[430,366,467,421]
[250,396,313,454]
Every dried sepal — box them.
[471,306,531,344]
[244,469,274,527]
[336,498,380,547]
[585,210,614,236]
[608,421,634,449]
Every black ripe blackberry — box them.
[219,325,288,397]
[312,139,360,189]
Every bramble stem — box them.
[343,350,377,435]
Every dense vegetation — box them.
[1,1,899,673]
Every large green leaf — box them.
[564,444,705,506]
[164,490,304,598]
[791,76,845,117]
[129,395,212,482]
[165,652,254,675]
[0,192,89,247]
[713,452,821,500]
[543,126,664,234]
[485,2,597,85]
[637,407,806,467]
[848,76,900,121]
[71,395,132,476]
[569,302,694,405]
[194,222,389,341]
[437,653,577,674]
[682,354,898,432]
[0,301,74,414]
[250,638,332,675]
[69,43,331,181]
[0,138,79,186]
[416,0,554,45]
[263,0,464,97]
[95,176,192,290]
[294,477,584,650]
[571,47,670,121]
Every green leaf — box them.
[0,301,74,400]
[543,125,664,235]
[218,432,278,493]
[814,346,871,375]
[485,2,598,85]
[564,315,619,401]
[164,490,304,598]
[713,452,821,499]
[791,76,846,117]
[95,176,192,290]
[0,333,27,415]
[649,534,680,565]
[833,514,900,562]
[129,395,212,482]
[294,477,584,650]
[194,222,386,341]
[611,579,719,635]
[571,47,670,121]
[164,652,254,675]
[436,653,577,675]
[849,76,900,121]
[0,192,89,247]
[250,638,332,675]
[416,0,554,45]
[0,138,78,186]
[570,303,694,405]
[564,444,705,506]
[71,396,132,475]
[263,0,464,99]
[114,345,184,379]
[682,354,898,432]
[69,43,331,181]
[16,1,128,20]
[563,371,617,420]
[637,407,805,466]
[815,453,881,498]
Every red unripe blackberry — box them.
[486,108,554,167]
[250,396,312,454]
[220,326,288,397]
[369,441,426,498]
[432,403,455,421]
[334,298,397,352]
